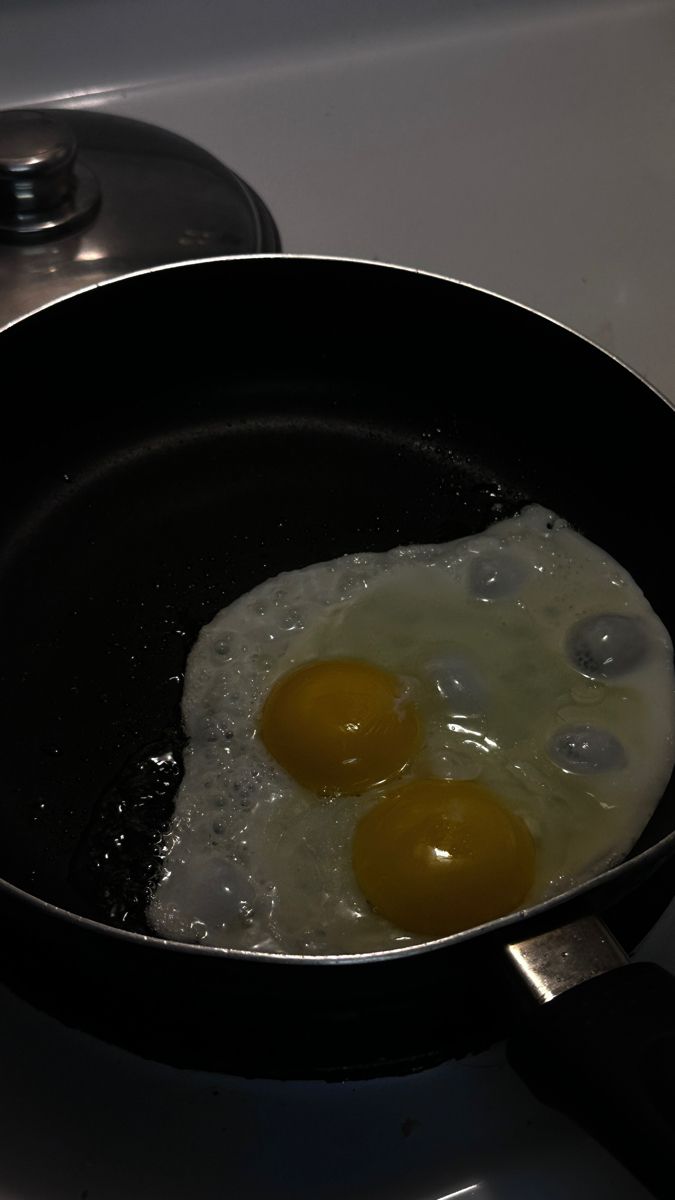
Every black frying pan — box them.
[1,256,675,1197]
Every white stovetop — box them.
[1,2,674,1197]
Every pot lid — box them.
[0,107,280,326]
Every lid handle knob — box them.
[0,109,100,240]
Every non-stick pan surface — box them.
[1,257,674,1086]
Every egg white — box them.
[147,506,675,953]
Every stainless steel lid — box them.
[0,108,280,325]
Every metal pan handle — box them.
[506,916,675,1199]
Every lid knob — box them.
[0,109,100,239]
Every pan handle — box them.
[506,916,675,1199]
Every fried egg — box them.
[147,506,675,953]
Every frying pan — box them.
[1,256,675,1197]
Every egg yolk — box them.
[352,778,535,936]
[260,658,419,796]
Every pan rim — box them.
[2,251,673,412]
[1,252,673,965]
[1,833,672,964]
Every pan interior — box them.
[0,257,673,934]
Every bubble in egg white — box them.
[147,504,675,955]
[155,857,256,942]
[469,550,528,600]
[424,654,486,714]
[548,724,627,774]
[567,613,649,679]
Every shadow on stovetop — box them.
[0,975,650,1200]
